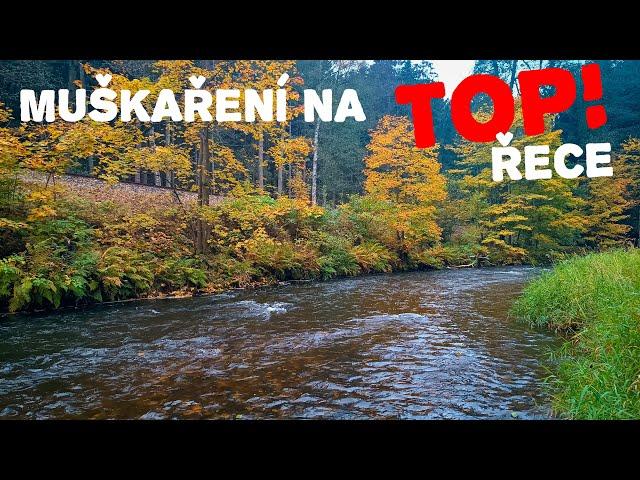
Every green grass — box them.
[512,249,640,419]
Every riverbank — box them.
[0,172,629,314]
[512,248,640,419]
[0,261,505,318]
[0,177,515,314]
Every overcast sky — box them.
[430,60,476,98]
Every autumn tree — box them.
[202,142,250,197]
[87,61,220,254]
[83,62,188,187]
[150,60,195,186]
[267,135,312,199]
[227,60,302,194]
[617,138,640,245]
[0,102,27,221]
[23,117,143,186]
[363,115,446,255]
[0,102,26,178]
[581,174,632,249]
[450,101,589,263]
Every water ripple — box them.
[0,267,558,419]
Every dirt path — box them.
[19,171,224,207]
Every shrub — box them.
[410,247,446,269]
[97,247,154,301]
[317,250,360,280]
[0,218,104,311]
[338,195,398,249]
[308,231,359,280]
[350,242,396,273]
[210,255,259,288]
[235,227,301,280]
[0,255,24,302]
[155,258,207,291]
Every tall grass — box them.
[512,249,640,419]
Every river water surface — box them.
[0,267,559,419]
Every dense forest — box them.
[1,59,639,313]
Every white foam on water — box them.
[231,300,293,320]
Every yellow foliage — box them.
[364,115,446,205]
[0,132,26,175]
[450,100,590,260]
[363,115,446,251]
[133,145,192,184]
[211,144,249,195]
[289,172,310,202]
[268,136,312,168]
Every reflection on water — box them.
[0,267,559,419]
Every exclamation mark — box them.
[582,63,607,129]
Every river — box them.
[0,267,559,419]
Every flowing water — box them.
[0,267,559,419]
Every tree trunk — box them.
[199,126,210,206]
[67,60,76,91]
[194,126,211,255]
[509,60,518,91]
[277,131,285,196]
[311,119,320,206]
[149,125,162,187]
[165,121,173,187]
[277,165,284,196]
[209,127,216,195]
[134,119,143,184]
[491,60,500,77]
[257,133,265,191]
[78,62,85,89]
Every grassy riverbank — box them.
[512,249,640,419]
